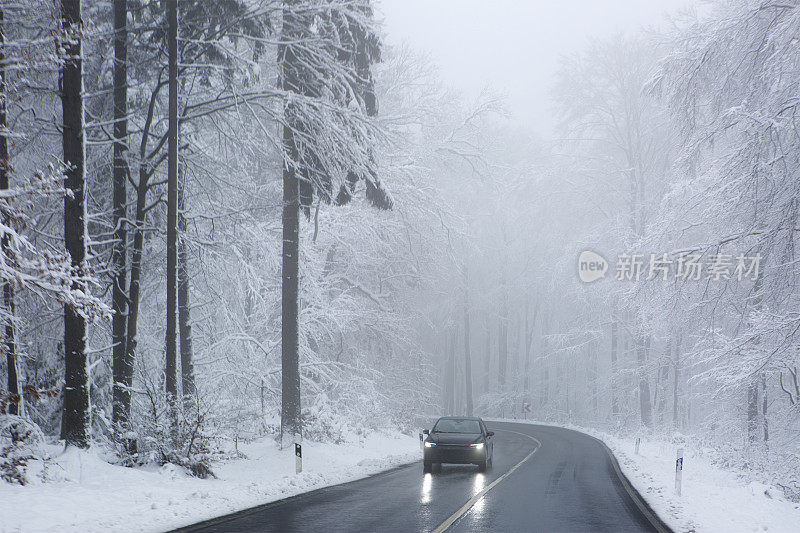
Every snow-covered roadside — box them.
[488,418,800,533]
[600,431,800,533]
[0,431,420,533]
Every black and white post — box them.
[675,447,683,496]
[295,433,302,474]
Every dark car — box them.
[422,416,494,473]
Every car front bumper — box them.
[424,445,487,464]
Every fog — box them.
[2,0,800,529]
[382,0,696,133]
[378,0,800,500]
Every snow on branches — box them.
[0,165,109,325]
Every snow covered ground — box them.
[602,431,800,533]
[0,431,420,533]
[5,420,799,533]
[491,419,800,533]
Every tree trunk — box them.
[123,81,167,445]
[747,380,759,443]
[622,327,631,409]
[123,163,147,437]
[498,276,508,388]
[448,327,456,414]
[443,330,452,414]
[637,335,652,429]
[610,320,619,418]
[164,0,179,439]
[511,317,520,386]
[121,13,170,452]
[761,373,768,445]
[524,301,537,399]
[60,0,89,448]
[747,273,766,445]
[652,340,669,426]
[686,378,693,430]
[483,324,491,394]
[657,346,670,426]
[0,6,21,418]
[111,0,131,435]
[178,161,195,412]
[454,338,463,415]
[463,280,473,416]
[652,366,659,423]
[559,354,567,418]
[590,342,598,420]
[541,314,549,407]
[279,1,302,441]
[525,302,538,415]
[672,331,681,429]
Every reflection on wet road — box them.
[179,422,668,533]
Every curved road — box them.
[176,422,670,533]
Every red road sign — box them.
[523,403,531,413]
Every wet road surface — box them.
[176,421,670,533]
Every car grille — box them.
[428,444,483,463]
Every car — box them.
[422,416,494,473]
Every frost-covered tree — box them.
[110,0,131,439]
[652,0,800,448]
[553,34,674,429]
[0,0,106,435]
[277,0,384,440]
[60,0,91,448]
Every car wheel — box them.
[477,460,487,473]
[423,460,432,473]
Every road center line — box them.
[431,429,542,533]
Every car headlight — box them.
[424,441,435,448]
[470,443,484,450]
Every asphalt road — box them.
[177,421,670,533]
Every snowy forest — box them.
[2,0,800,528]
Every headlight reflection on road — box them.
[471,495,486,516]
[421,473,433,504]
[473,473,485,495]
[470,474,487,518]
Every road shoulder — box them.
[0,431,420,533]
[486,419,800,533]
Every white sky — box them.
[378,0,698,137]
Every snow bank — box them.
[601,432,800,533]
[0,431,420,532]
[489,419,800,533]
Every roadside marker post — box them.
[295,433,302,474]
[419,431,424,450]
[635,437,641,455]
[675,448,683,496]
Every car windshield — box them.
[433,419,482,434]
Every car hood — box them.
[429,433,483,445]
